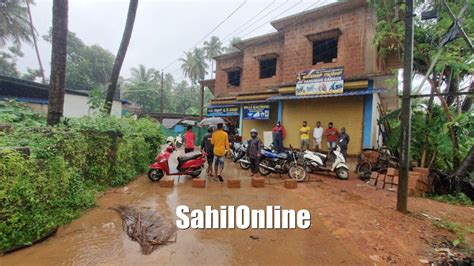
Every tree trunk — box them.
[105,0,139,114]
[455,147,474,177]
[420,76,437,168]
[25,0,46,83]
[432,84,461,170]
[47,0,68,125]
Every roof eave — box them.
[271,0,367,31]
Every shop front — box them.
[240,102,277,147]
[269,67,383,155]
[208,67,385,155]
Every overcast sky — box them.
[16,0,331,81]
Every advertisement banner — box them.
[295,67,344,96]
[207,106,239,117]
[243,104,270,120]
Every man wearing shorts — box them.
[211,123,229,183]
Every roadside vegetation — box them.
[0,101,163,253]
[372,0,473,202]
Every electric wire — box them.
[162,0,248,71]
[221,0,277,43]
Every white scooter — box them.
[174,134,183,148]
[303,146,349,180]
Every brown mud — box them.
[1,152,472,265]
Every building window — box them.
[312,37,338,64]
[227,70,241,86]
[259,58,277,79]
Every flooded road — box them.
[1,152,368,265]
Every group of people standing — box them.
[184,124,230,183]
[180,119,351,182]
[272,121,350,157]
[183,123,263,181]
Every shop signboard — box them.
[243,104,270,120]
[207,106,239,117]
[295,67,344,96]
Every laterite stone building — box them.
[202,0,398,155]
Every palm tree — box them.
[105,0,139,115]
[47,0,68,125]
[203,36,223,79]
[129,64,156,84]
[180,48,208,84]
[25,0,46,83]
[0,0,32,47]
[223,36,241,53]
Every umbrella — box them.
[180,120,197,126]
[199,117,226,127]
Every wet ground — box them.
[1,150,368,265]
[1,150,473,265]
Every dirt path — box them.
[1,156,472,265]
[0,164,369,265]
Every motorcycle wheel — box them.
[189,169,202,178]
[148,169,164,182]
[336,167,349,180]
[258,159,272,176]
[356,162,372,174]
[239,156,251,170]
[288,165,307,182]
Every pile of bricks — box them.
[368,167,431,197]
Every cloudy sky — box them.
[17,0,331,81]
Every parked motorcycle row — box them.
[147,136,350,182]
[230,142,350,181]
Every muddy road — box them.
[2,151,472,265]
[1,157,368,265]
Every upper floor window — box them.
[307,28,341,65]
[227,70,241,86]
[312,37,338,64]
[259,58,277,79]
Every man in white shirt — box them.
[313,121,324,152]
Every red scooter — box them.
[148,144,206,182]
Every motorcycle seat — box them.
[178,153,201,163]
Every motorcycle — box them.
[303,146,349,180]
[231,142,250,169]
[148,144,206,182]
[174,134,183,148]
[258,145,307,181]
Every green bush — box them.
[0,103,163,252]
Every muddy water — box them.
[1,151,368,265]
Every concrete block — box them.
[370,171,379,179]
[251,177,265,188]
[386,168,399,176]
[284,179,297,189]
[227,179,241,189]
[413,167,429,178]
[368,178,377,186]
[159,178,174,188]
[376,175,385,189]
[192,178,206,188]
[393,175,399,185]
